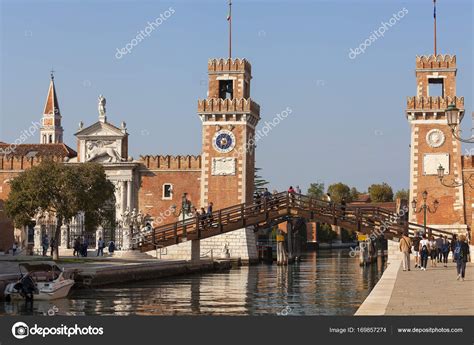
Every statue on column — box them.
[98,95,106,116]
[121,208,131,228]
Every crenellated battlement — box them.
[139,155,201,170]
[208,58,251,74]
[197,98,260,115]
[406,96,464,111]
[416,54,457,69]
[0,154,67,171]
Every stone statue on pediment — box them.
[86,140,124,163]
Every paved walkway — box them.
[384,259,474,315]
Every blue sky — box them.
[0,0,472,194]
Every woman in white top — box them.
[418,234,430,271]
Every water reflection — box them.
[0,250,385,316]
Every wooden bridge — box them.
[139,192,452,252]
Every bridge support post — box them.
[331,225,342,243]
[359,240,370,266]
[287,220,294,263]
[191,239,200,263]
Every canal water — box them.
[1,249,386,316]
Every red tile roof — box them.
[0,143,76,158]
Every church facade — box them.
[0,58,260,261]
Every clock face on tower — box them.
[212,130,236,153]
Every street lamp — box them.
[445,103,472,143]
[437,164,474,188]
[181,192,190,240]
[412,190,439,237]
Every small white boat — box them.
[4,263,75,301]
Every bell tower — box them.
[198,58,260,209]
[40,72,64,144]
[406,54,466,233]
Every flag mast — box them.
[228,0,232,59]
[433,0,437,56]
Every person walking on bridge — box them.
[207,202,214,227]
[288,186,296,206]
[341,197,347,220]
[399,232,412,271]
[295,185,301,195]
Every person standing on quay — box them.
[450,234,458,262]
[42,234,49,256]
[419,234,430,271]
[50,238,56,257]
[436,234,443,263]
[97,237,105,257]
[399,232,412,271]
[455,235,470,281]
[412,232,421,268]
[73,237,80,257]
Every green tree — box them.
[327,182,352,204]
[5,160,115,259]
[254,167,270,194]
[350,187,360,201]
[395,189,409,201]
[307,182,325,200]
[368,182,394,202]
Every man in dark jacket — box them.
[455,235,470,281]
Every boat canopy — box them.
[18,263,62,273]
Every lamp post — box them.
[181,192,189,240]
[411,190,439,237]
[437,164,474,188]
[445,103,472,143]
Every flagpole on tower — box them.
[228,0,232,59]
[433,0,437,56]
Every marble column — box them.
[60,224,68,248]
[34,225,42,254]
[122,227,132,250]
[127,180,132,211]
[96,225,104,249]
[121,181,127,215]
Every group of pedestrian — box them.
[399,231,470,281]
[254,188,276,210]
[41,234,56,257]
[194,202,214,229]
[72,236,89,257]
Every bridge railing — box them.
[144,191,453,249]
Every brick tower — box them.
[40,72,64,144]
[406,54,466,234]
[198,58,260,209]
